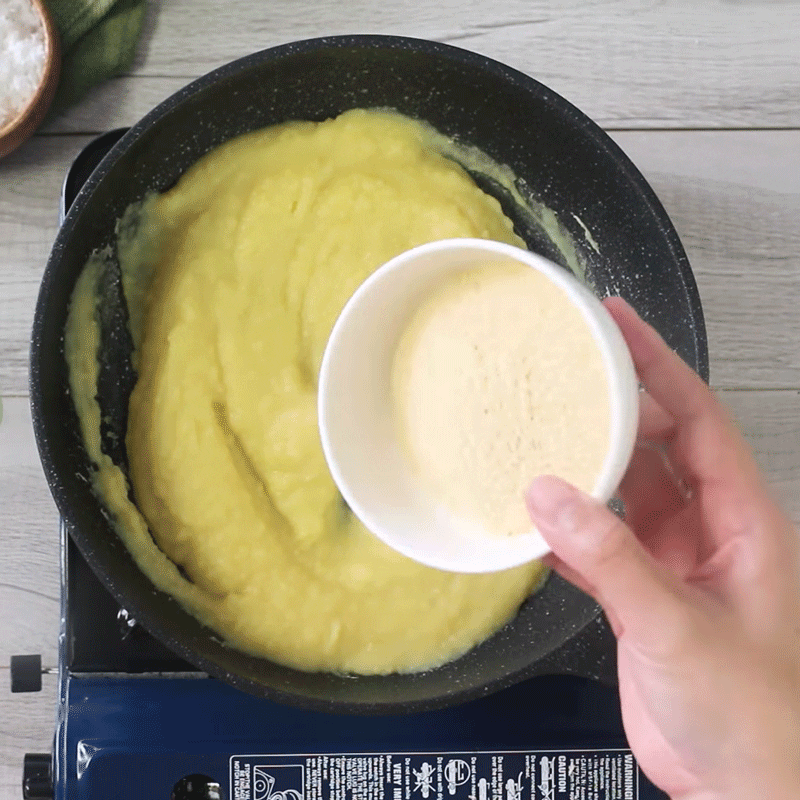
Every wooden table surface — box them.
[1,1,799,796]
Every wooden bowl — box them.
[0,0,61,159]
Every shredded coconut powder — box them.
[0,0,47,130]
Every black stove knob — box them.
[10,655,42,693]
[171,774,221,800]
[22,753,52,799]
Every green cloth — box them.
[43,0,147,114]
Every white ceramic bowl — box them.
[318,238,639,573]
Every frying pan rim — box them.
[30,34,707,714]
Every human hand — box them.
[525,298,800,800]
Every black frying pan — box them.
[30,35,708,714]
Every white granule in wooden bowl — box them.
[0,0,47,130]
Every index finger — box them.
[602,297,763,493]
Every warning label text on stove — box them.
[229,750,638,800]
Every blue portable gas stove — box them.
[11,131,667,800]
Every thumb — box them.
[526,475,684,644]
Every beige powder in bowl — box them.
[391,261,611,538]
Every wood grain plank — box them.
[723,389,800,520]
[0,398,60,670]
[611,130,800,390]
[38,0,800,134]
[0,136,93,396]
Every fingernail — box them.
[525,475,582,533]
